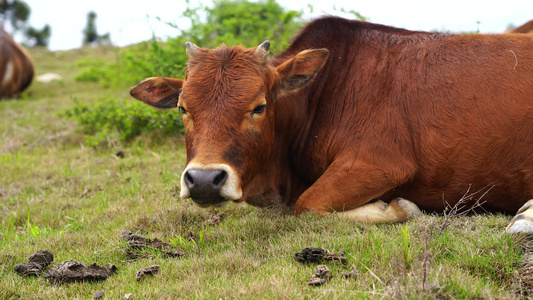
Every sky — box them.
[19,0,533,51]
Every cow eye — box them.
[178,106,187,115]
[251,104,266,116]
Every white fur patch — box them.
[337,198,422,223]
[1,61,13,89]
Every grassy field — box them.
[1,46,532,299]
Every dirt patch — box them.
[207,212,226,226]
[121,230,186,259]
[44,260,117,284]
[14,250,54,277]
[136,265,160,281]
[294,247,347,265]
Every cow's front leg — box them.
[293,162,421,223]
[506,199,533,233]
[337,198,422,223]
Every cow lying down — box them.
[0,27,34,97]
[131,17,533,233]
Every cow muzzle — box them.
[180,163,242,207]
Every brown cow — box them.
[508,20,533,34]
[0,27,34,97]
[131,17,533,233]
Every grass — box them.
[0,46,531,299]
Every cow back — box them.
[508,20,533,34]
[273,17,533,212]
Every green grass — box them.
[0,46,531,299]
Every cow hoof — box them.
[516,199,533,214]
[506,199,533,234]
[396,198,423,220]
[506,214,533,234]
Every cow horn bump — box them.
[186,41,199,58]
[254,40,270,61]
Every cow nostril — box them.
[184,171,194,187]
[213,170,228,187]
[184,169,227,191]
[184,168,231,205]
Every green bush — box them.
[62,98,183,147]
[74,58,112,82]
[183,0,303,52]
[70,0,303,146]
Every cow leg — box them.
[293,161,420,223]
[505,199,533,233]
[337,198,422,223]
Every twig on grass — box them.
[438,184,494,236]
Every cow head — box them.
[130,41,328,207]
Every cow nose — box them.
[184,169,228,198]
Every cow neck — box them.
[273,88,313,206]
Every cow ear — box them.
[130,77,184,109]
[276,49,329,94]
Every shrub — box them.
[183,0,303,52]
[62,98,183,147]
[70,0,303,146]
[74,58,112,83]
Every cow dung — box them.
[307,265,332,286]
[307,276,327,286]
[136,265,160,281]
[314,265,333,280]
[323,251,348,265]
[294,247,347,265]
[294,247,327,263]
[14,262,46,277]
[121,230,186,258]
[44,260,117,284]
[14,250,54,277]
[28,250,54,267]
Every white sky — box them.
[20,0,533,51]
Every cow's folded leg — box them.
[337,198,422,223]
[292,161,417,224]
[505,199,533,233]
